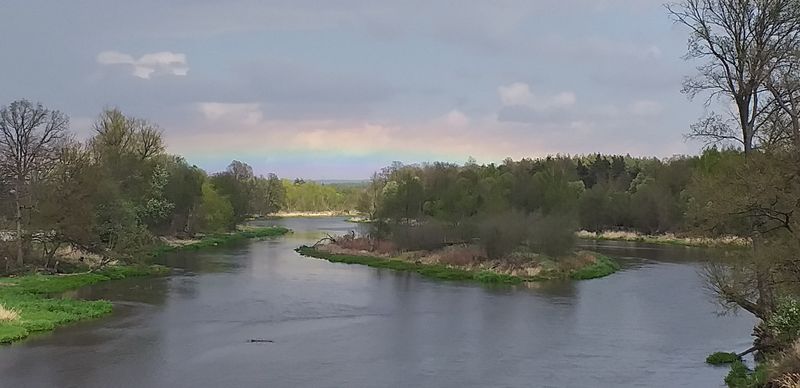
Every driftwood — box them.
[312,234,337,248]
[738,346,758,358]
[248,339,274,343]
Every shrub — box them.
[706,352,740,365]
[725,361,767,388]
[388,220,452,251]
[530,212,577,257]
[438,246,482,266]
[769,298,800,347]
[478,211,530,259]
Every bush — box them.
[724,361,766,388]
[478,211,530,259]
[768,298,800,347]
[438,246,482,266]
[388,220,453,251]
[530,212,577,257]
[706,352,740,365]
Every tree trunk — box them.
[15,189,22,267]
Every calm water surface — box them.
[0,217,756,387]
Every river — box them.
[0,217,756,387]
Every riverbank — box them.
[0,226,291,344]
[295,244,619,284]
[0,265,168,343]
[269,211,358,218]
[155,226,291,255]
[576,230,749,248]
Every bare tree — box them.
[0,100,69,266]
[667,0,800,153]
[765,49,800,148]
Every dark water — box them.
[0,218,755,387]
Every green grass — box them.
[706,352,740,365]
[570,255,620,280]
[296,246,525,284]
[0,226,292,345]
[295,246,620,284]
[153,226,291,256]
[0,265,167,344]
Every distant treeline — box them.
[282,179,363,213]
[355,151,738,258]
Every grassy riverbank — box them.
[296,246,618,284]
[154,226,291,255]
[0,226,291,344]
[0,265,168,343]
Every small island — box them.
[297,235,618,284]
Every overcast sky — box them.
[0,0,706,179]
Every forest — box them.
[356,153,706,259]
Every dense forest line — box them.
[357,152,706,247]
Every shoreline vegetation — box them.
[267,211,359,218]
[327,214,749,248]
[296,241,619,284]
[0,226,290,344]
[576,230,749,248]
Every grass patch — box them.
[0,264,166,344]
[570,255,620,280]
[0,226,291,345]
[707,352,740,365]
[296,246,525,284]
[154,226,290,256]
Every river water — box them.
[0,217,756,387]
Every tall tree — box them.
[668,0,800,153]
[0,100,68,265]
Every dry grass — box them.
[576,230,749,247]
[436,245,483,266]
[775,373,800,388]
[0,304,20,322]
[770,341,800,387]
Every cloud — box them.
[97,50,189,79]
[197,102,263,125]
[630,100,663,116]
[443,109,470,127]
[498,82,576,111]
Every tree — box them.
[668,0,800,153]
[195,181,234,233]
[263,173,286,214]
[210,161,255,222]
[0,100,69,265]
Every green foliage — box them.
[570,256,620,280]
[196,181,235,233]
[724,361,767,388]
[768,298,800,346]
[706,352,740,365]
[295,246,524,284]
[155,227,290,254]
[283,180,362,213]
[0,265,166,344]
[0,325,28,343]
